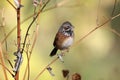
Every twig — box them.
[34,57,58,80]
[0,62,14,77]
[1,14,34,45]
[7,59,13,68]
[1,0,70,45]
[112,12,120,19]
[73,11,120,47]
[111,0,117,17]
[22,36,32,80]
[0,43,8,80]
[21,0,50,53]
[23,24,39,80]
[14,0,22,80]
[73,19,110,46]
[22,0,49,79]
[1,8,8,51]
[26,42,30,80]
[23,34,31,80]
[6,0,16,10]
[2,24,8,51]
[96,0,101,26]
[107,27,120,37]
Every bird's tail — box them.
[50,47,58,57]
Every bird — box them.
[50,21,74,57]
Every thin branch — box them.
[21,0,50,53]
[22,0,50,79]
[1,14,34,45]
[107,27,120,37]
[111,0,117,17]
[73,19,110,46]
[28,24,39,78]
[2,25,8,51]
[2,8,8,51]
[1,8,8,51]
[23,24,39,80]
[0,43,8,80]
[34,57,58,80]
[1,0,70,45]
[73,11,120,47]
[96,0,101,26]
[26,43,30,80]
[14,0,22,80]
[112,12,120,19]
[7,59,13,68]
[6,0,16,10]
[0,62,14,77]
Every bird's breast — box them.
[62,37,73,49]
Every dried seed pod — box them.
[62,69,69,78]
[33,0,40,7]
[72,73,81,80]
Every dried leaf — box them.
[72,73,81,80]
[62,69,69,78]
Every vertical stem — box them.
[14,72,19,80]
[17,7,21,51]
[15,0,21,80]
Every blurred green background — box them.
[0,0,120,80]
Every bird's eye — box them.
[64,26,69,30]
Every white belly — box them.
[62,37,73,49]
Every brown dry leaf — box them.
[72,73,81,80]
[62,69,69,78]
